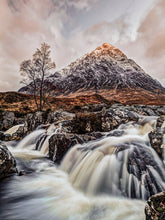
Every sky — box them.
[0,0,165,91]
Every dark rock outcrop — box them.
[71,106,139,134]
[149,116,165,160]
[0,142,17,179]
[0,111,25,132]
[149,130,164,159]
[0,111,15,131]
[145,191,165,220]
[25,111,43,132]
[25,111,74,132]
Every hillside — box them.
[0,92,111,114]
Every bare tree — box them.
[20,43,56,111]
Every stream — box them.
[0,116,165,220]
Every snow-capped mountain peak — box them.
[19,43,165,105]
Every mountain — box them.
[19,43,165,105]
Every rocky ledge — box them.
[0,142,17,179]
[145,191,165,220]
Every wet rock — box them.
[0,111,15,131]
[101,107,139,131]
[11,125,27,140]
[47,111,74,123]
[3,134,12,141]
[25,111,75,132]
[156,116,165,128]
[2,124,26,141]
[25,111,43,131]
[0,142,17,179]
[114,141,165,200]
[49,132,104,164]
[149,116,165,160]
[18,170,25,176]
[71,107,139,134]
[145,191,165,220]
[0,131,4,140]
[149,129,164,159]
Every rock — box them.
[47,111,75,124]
[49,132,105,164]
[11,125,27,140]
[3,134,12,141]
[145,191,165,220]
[71,107,139,134]
[156,116,165,128]
[25,111,75,132]
[149,129,164,159]
[0,142,17,179]
[25,111,43,131]
[0,111,15,131]
[149,116,165,160]
[0,131,4,140]
[2,124,26,141]
[18,170,25,176]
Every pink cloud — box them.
[0,0,164,92]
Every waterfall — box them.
[61,118,165,200]
[1,116,164,219]
[16,129,45,150]
[36,123,62,155]
[0,162,145,220]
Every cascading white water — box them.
[0,116,164,219]
[11,123,62,156]
[16,129,45,150]
[0,160,145,220]
[37,123,63,155]
[61,117,165,200]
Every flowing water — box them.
[0,117,165,220]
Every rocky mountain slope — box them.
[19,43,165,105]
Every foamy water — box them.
[0,117,164,219]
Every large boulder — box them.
[145,191,165,220]
[0,142,17,179]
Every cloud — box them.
[0,0,100,91]
[0,0,164,92]
[120,0,165,86]
[0,0,61,91]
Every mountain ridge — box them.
[19,43,165,104]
